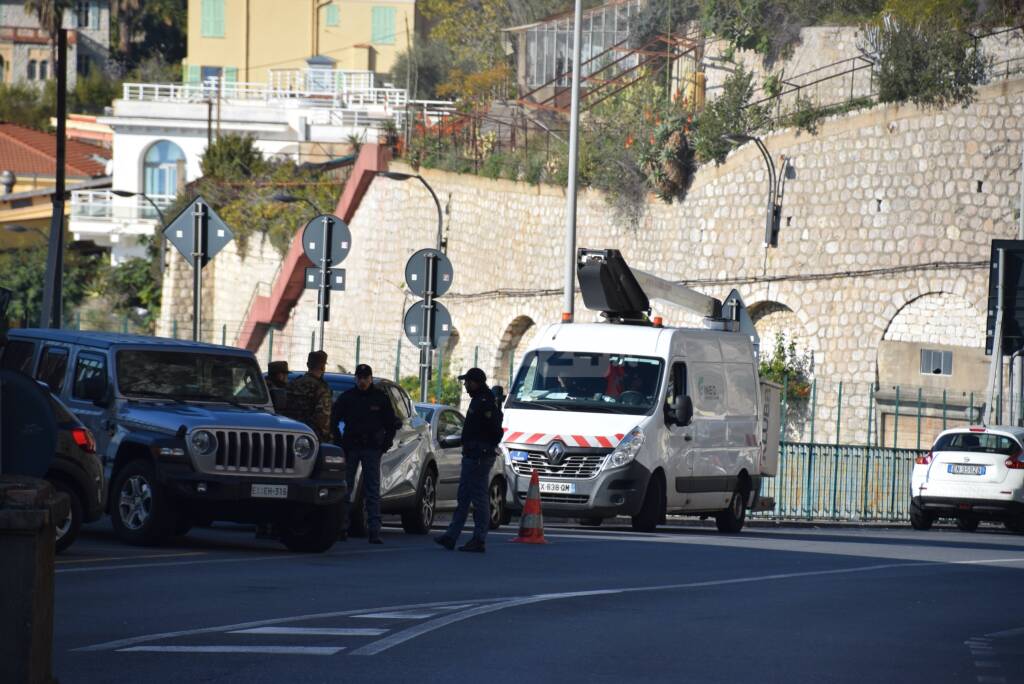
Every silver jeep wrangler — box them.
[2,330,348,553]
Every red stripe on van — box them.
[596,436,613,448]
[506,432,524,443]
[525,433,545,444]
[614,433,624,442]
[571,435,589,447]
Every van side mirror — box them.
[673,396,693,427]
[440,433,462,449]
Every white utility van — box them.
[501,249,780,533]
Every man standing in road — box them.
[285,351,332,442]
[331,364,397,545]
[435,367,503,553]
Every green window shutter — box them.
[186,65,200,83]
[224,66,238,83]
[371,6,395,45]
[326,4,340,27]
[201,0,225,38]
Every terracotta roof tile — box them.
[0,121,108,179]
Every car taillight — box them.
[915,451,933,465]
[1005,449,1024,469]
[70,427,96,454]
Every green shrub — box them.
[399,373,462,406]
[691,66,769,164]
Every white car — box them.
[910,426,1024,533]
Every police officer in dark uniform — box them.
[331,364,397,544]
[434,367,503,553]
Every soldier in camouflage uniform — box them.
[285,351,332,441]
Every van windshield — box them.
[508,351,663,415]
[117,350,269,405]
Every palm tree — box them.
[23,0,72,71]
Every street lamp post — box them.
[111,190,168,276]
[271,192,323,218]
[376,171,445,402]
[722,134,787,247]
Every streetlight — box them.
[271,192,323,217]
[722,134,788,247]
[375,172,444,252]
[111,189,168,276]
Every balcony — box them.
[69,190,174,263]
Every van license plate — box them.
[539,481,576,494]
[251,484,288,498]
[948,464,985,476]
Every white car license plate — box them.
[539,481,576,494]
[251,484,288,499]
[948,464,985,476]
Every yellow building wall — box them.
[185,0,416,83]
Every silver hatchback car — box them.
[414,402,511,530]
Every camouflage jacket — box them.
[284,373,332,441]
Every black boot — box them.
[458,538,485,553]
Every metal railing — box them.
[69,190,174,222]
[121,79,409,110]
[755,442,922,522]
[268,68,376,94]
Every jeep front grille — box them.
[213,430,298,474]
[510,451,608,479]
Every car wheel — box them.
[52,480,82,554]
[110,460,174,546]
[715,490,747,534]
[909,502,934,531]
[631,473,665,533]
[957,516,980,532]
[488,478,506,530]
[578,517,603,527]
[282,503,343,553]
[401,467,437,534]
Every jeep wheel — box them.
[631,473,665,533]
[716,490,747,533]
[488,478,506,530]
[53,480,82,553]
[401,467,437,534]
[282,503,343,553]
[111,460,174,546]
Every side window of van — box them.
[36,346,69,393]
[724,363,757,415]
[1,340,36,373]
[691,363,727,417]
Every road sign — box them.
[164,196,234,268]
[404,300,452,349]
[304,267,347,291]
[404,248,453,297]
[986,239,1024,355]
[302,215,351,265]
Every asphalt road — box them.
[54,518,1024,684]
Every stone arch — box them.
[439,327,460,374]
[494,315,536,389]
[881,292,984,348]
[748,299,816,362]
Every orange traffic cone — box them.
[511,469,548,544]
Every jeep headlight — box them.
[605,427,644,469]
[189,430,217,456]
[294,435,316,460]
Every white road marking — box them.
[118,646,343,655]
[354,611,440,620]
[230,627,388,637]
[985,626,1024,638]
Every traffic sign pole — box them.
[419,252,438,403]
[318,215,333,350]
[191,201,206,342]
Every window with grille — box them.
[371,6,395,45]
[326,3,340,27]
[919,349,953,376]
[201,0,225,38]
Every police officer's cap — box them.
[307,350,328,368]
[268,361,289,374]
[458,367,487,384]
[355,363,373,378]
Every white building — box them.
[68,64,449,264]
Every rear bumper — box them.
[504,460,652,518]
[913,495,1024,519]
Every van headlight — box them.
[294,435,316,460]
[189,430,217,456]
[605,428,644,469]
[500,444,511,466]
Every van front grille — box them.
[510,452,608,479]
[518,492,591,505]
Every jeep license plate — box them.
[539,481,576,494]
[251,484,288,499]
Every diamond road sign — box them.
[404,248,453,297]
[403,300,453,349]
[302,214,351,265]
[163,196,234,267]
